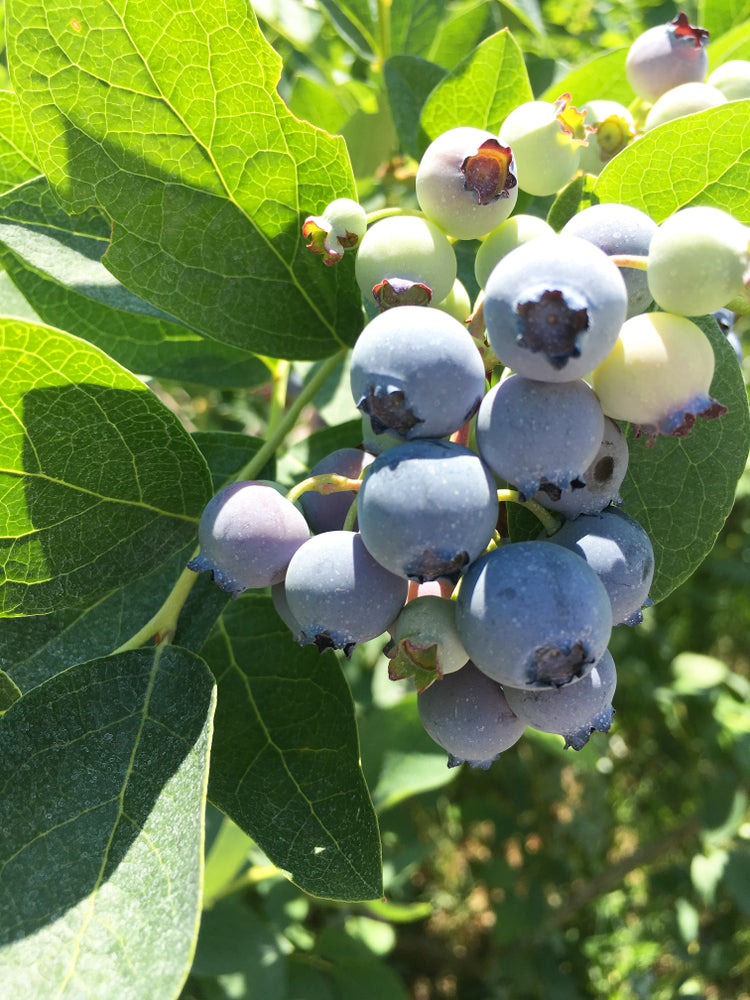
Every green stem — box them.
[497,489,559,535]
[377,0,391,63]
[114,347,349,653]
[609,253,648,270]
[366,206,426,226]
[234,347,349,484]
[112,559,200,654]
[265,359,290,439]
[286,473,362,505]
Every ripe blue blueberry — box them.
[417,661,525,768]
[350,305,486,440]
[483,234,628,380]
[455,541,613,689]
[357,439,499,583]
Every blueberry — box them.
[350,306,486,440]
[187,481,309,596]
[357,439,499,583]
[417,662,525,768]
[455,541,612,689]
[483,235,627,380]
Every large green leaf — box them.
[539,48,630,105]
[700,0,750,40]
[0,540,229,692]
[0,645,216,999]
[6,0,362,360]
[204,596,382,902]
[420,29,533,143]
[0,176,269,387]
[0,90,40,195]
[706,19,750,66]
[593,101,750,224]
[0,320,212,616]
[384,55,446,159]
[618,317,750,603]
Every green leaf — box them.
[671,652,729,694]
[0,177,269,388]
[540,48,630,105]
[384,55,446,159]
[618,317,750,603]
[0,540,229,693]
[0,90,41,195]
[204,596,383,902]
[546,172,599,231]
[315,0,377,59]
[192,897,286,997]
[0,645,216,999]
[593,101,750,224]
[0,320,212,616]
[426,1,492,70]
[7,0,362,360]
[499,0,545,38]
[706,19,750,66]
[192,430,276,492]
[419,29,533,143]
[288,75,351,135]
[691,849,728,905]
[358,697,458,811]
[0,670,21,712]
[700,0,750,41]
[724,849,750,915]
[391,0,454,59]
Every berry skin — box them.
[433,278,472,323]
[578,100,635,175]
[350,306,486,441]
[475,374,604,500]
[357,439,499,584]
[187,481,310,596]
[298,448,374,534]
[644,81,726,131]
[474,214,554,290]
[455,541,613,690]
[532,416,629,517]
[384,595,470,689]
[707,59,750,100]
[483,234,628,380]
[354,215,457,309]
[283,531,408,656]
[417,662,525,768]
[625,13,710,104]
[416,127,518,240]
[646,206,750,317]
[561,203,658,319]
[498,94,589,197]
[302,198,367,265]
[545,509,654,626]
[590,312,728,443]
[503,649,617,750]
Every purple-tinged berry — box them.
[626,13,710,104]
[418,662,525,768]
[503,649,617,750]
[187,481,310,596]
[416,127,518,240]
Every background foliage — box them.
[0,0,749,998]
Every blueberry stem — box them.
[609,253,648,270]
[497,489,559,535]
[365,207,426,226]
[286,473,363,505]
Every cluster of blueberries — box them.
[187,12,748,768]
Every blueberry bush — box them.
[1,1,750,998]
